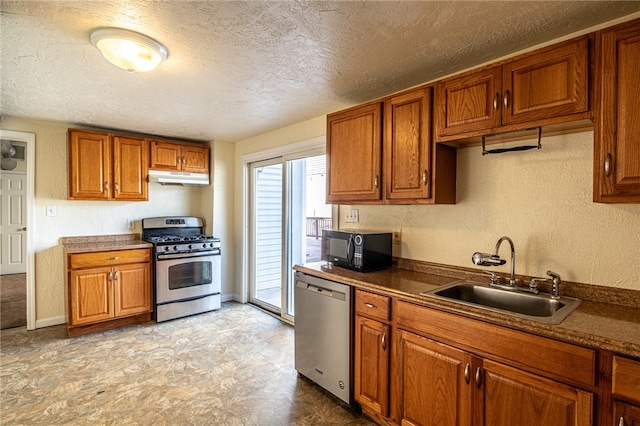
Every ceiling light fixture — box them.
[90,27,168,73]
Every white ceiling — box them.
[2,1,640,143]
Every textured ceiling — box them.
[1,1,640,142]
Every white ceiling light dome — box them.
[90,27,168,73]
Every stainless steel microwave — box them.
[321,229,392,272]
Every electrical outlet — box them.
[127,219,135,230]
[393,228,402,243]
[345,209,359,223]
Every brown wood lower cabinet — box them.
[397,330,473,426]
[67,248,151,337]
[354,291,598,426]
[615,402,640,426]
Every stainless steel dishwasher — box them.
[294,272,352,404]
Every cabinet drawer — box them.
[355,290,390,321]
[613,356,640,404]
[69,249,151,269]
[396,301,596,389]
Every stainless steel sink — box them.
[421,282,581,324]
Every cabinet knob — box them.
[493,93,500,110]
[464,363,471,384]
[364,302,377,309]
[605,153,612,177]
[503,90,511,109]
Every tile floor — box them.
[0,302,374,425]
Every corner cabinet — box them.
[434,36,590,142]
[66,248,152,337]
[68,129,149,201]
[326,102,383,203]
[612,356,640,426]
[594,18,640,203]
[150,140,209,174]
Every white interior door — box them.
[0,172,27,275]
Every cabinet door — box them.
[594,18,640,203]
[68,130,111,200]
[616,401,640,426]
[150,140,182,171]
[114,262,151,317]
[181,144,209,173]
[397,330,473,426]
[434,66,502,139]
[384,88,432,202]
[69,267,113,326]
[113,136,149,201]
[502,37,588,126]
[327,102,383,203]
[354,315,390,417]
[480,359,593,426]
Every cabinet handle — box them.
[106,257,119,260]
[114,271,119,280]
[177,155,181,164]
[503,90,510,109]
[105,181,109,191]
[464,363,470,384]
[422,170,428,186]
[605,153,612,177]
[374,175,379,188]
[364,302,377,309]
[381,333,387,351]
[109,271,113,281]
[475,367,482,388]
[115,182,119,192]
[493,93,500,110]
[182,156,185,164]
[618,417,625,426]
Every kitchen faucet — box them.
[472,236,516,287]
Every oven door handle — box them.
[157,250,220,260]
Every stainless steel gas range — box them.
[142,216,221,322]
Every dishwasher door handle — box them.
[296,280,346,301]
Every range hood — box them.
[148,170,210,186]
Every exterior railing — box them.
[306,217,332,239]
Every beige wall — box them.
[233,121,640,294]
[350,131,640,289]
[1,116,213,326]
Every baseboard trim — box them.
[36,316,66,329]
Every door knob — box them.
[19,227,27,231]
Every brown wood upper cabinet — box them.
[68,129,148,201]
[326,101,383,203]
[150,140,209,174]
[434,36,590,142]
[327,88,456,205]
[594,18,640,203]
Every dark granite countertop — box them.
[294,261,640,359]
[61,234,152,254]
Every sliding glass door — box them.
[249,153,330,322]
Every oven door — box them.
[155,250,221,304]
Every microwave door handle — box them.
[347,235,355,265]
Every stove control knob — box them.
[202,243,207,248]
[188,244,193,250]
[173,246,178,251]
